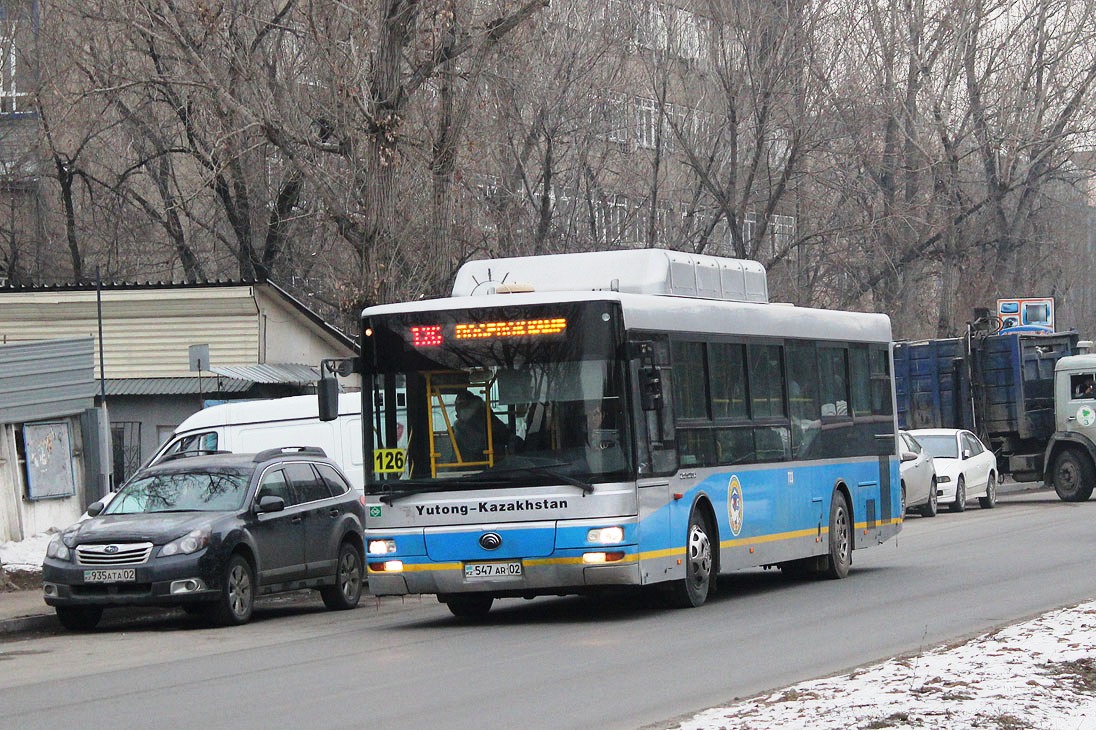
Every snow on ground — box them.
[676,600,1096,730]
[1,530,55,572]
[6,531,1096,729]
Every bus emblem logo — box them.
[479,532,503,550]
[728,476,744,537]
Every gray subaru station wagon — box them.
[42,447,365,630]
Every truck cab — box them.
[1044,354,1096,501]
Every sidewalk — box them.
[0,583,54,635]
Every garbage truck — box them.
[895,323,1096,501]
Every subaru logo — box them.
[104,545,119,554]
[479,532,503,550]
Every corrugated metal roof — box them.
[0,279,357,351]
[0,338,96,422]
[209,363,320,384]
[0,288,261,378]
[104,377,255,396]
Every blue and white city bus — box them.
[329,249,902,617]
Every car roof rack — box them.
[252,446,328,463]
[159,449,233,463]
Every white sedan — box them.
[899,430,938,517]
[907,428,998,512]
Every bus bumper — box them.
[367,555,642,597]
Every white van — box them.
[149,392,366,489]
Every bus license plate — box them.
[84,569,136,583]
[464,561,522,580]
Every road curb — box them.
[0,613,56,636]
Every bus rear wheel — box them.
[443,593,494,619]
[667,508,713,608]
[823,493,851,579]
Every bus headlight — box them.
[368,539,398,555]
[587,526,624,544]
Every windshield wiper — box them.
[374,481,458,504]
[464,463,594,494]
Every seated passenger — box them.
[453,389,517,462]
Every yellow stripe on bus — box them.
[370,517,904,574]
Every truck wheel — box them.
[1053,450,1095,502]
[919,477,938,517]
[979,472,997,508]
[950,477,967,512]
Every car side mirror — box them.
[86,501,104,517]
[962,449,972,460]
[257,495,286,513]
[900,450,917,462]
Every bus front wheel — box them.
[667,508,713,608]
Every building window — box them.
[593,194,630,245]
[772,214,796,253]
[0,2,36,116]
[111,421,142,483]
[593,92,629,144]
[606,93,629,144]
[636,1,669,51]
[636,96,658,149]
[734,212,796,258]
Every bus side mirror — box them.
[640,366,663,411]
[317,378,339,421]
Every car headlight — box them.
[159,528,211,557]
[45,535,71,561]
[936,475,951,483]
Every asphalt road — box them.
[3,490,1095,730]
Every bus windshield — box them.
[362,300,632,494]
